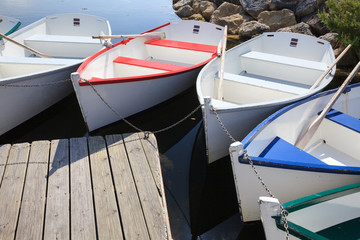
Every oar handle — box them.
[296,60,360,149]
[309,44,352,90]
[217,25,227,100]
[0,32,52,58]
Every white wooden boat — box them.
[229,82,360,223]
[259,182,360,239]
[71,20,225,132]
[196,32,336,163]
[0,15,20,36]
[0,13,111,135]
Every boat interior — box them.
[214,49,329,104]
[251,108,360,169]
[110,38,218,79]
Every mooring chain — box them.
[81,78,202,136]
[212,107,290,239]
[0,78,71,87]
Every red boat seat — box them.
[113,56,185,72]
[145,39,218,53]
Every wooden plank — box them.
[0,144,11,187]
[140,134,172,240]
[123,133,168,240]
[44,139,70,240]
[0,143,30,240]
[16,141,50,240]
[106,134,150,240]
[69,137,96,240]
[88,136,123,240]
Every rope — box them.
[81,78,202,135]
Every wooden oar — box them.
[296,60,360,149]
[217,25,227,100]
[309,44,352,90]
[0,32,52,58]
[92,31,166,39]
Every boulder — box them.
[210,2,252,27]
[239,20,270,38]
[176,5,195,18]
[210,2,243,19]
[258,9,297,31]
[304,13,328,36]
[319,32,338,48]
[218,14,247,35]
[173,0,193,10]
[268,0,298,11]
[277,22,313,36]
[295,0,317,19]
[199,1,217,21]
[240,0,269,18]
[184,13,206,21]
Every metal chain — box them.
[81,78,202,136]
[243,151,290,239]
[0,78,71,87]
[211,107,290,239]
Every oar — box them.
[0,32,52,58]
[217,25,227,100]
[296,60,360,149]
[92,31,166,39]
[309,44,352,90]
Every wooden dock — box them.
[0,133,172,240]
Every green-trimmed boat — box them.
[0,15,20,36]
[259,182,360,239]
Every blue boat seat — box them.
[258,136,326,165]
[325,109,360,133]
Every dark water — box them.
[0,1,266,239]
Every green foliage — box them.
[318,0,360,48]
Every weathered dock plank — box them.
[0,143,30,240]
[106,134,150,240]
[88,136,123,240]
[0,133,171,240]
[44,139,70,240]
[16,141,50,240]
[70,137,97,240]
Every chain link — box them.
[211,106,290,239]
[81,78,201,135]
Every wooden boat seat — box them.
[325,109,360,133]
[241,51,328,72]
[145,39,218,53]
[113,56,185,72]
[221,72,309,95]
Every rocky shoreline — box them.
[173,0,359,67]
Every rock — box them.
[258,9,297,31]
[239,20,270,38]
[269,0,298,11]
[199,1,217,21]
[210,2,243,19]
[276,22,313,35]
[173,0,193,10]
[319,32,338,48]
[176,5,195,18]
[295,0,317,19]
[218,14,247,34]
[185,13,206,21]
[240,0,269,18]
[210,2,252,28]
[304,13,328,36]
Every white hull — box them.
[197,32,335,163]
[0,13,111,135]
[72,20,225,132]
[0,15,20,35]
[229,83,360,222]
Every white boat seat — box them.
[24,34,101,45]
[241,51,328,72]
[220,72,309,95]
[113,56,185,71]
[145,39,218,53]
[0,56,81,65]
